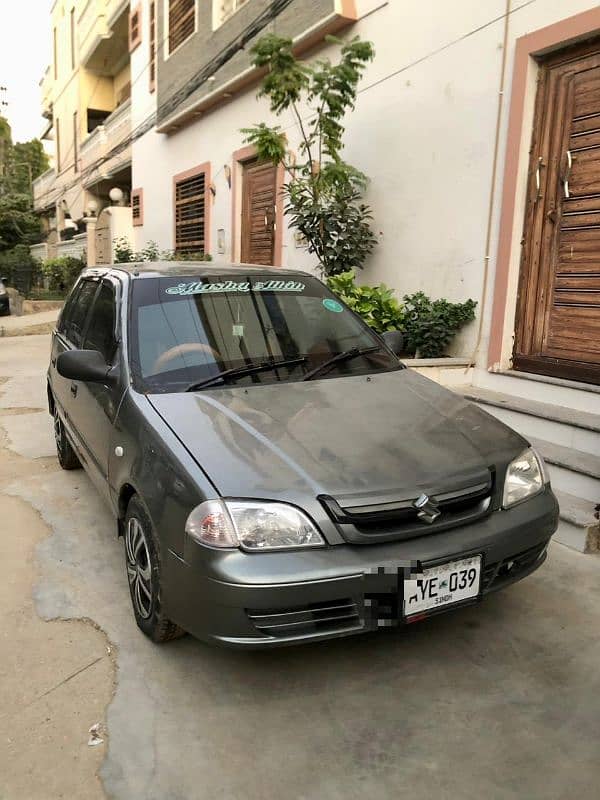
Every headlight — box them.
[503,448,548,508]
[185,499,325,551]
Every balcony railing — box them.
[40,66,53,117]
[33,168,60,212]
[80,98,131,185]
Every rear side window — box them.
[65,280,98,347]
[83,282,117,363]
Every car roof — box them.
[81,262,313,280]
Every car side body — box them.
[47,264,559,648]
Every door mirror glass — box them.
[382,330,404,356]
[57,349,115,384]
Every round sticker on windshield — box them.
[323,298,343,313]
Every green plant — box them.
[326,270,404,334]
[242,34,377,276]
[402,292,477,358]
[41,256,86,293]
[0,116,49,252]
[113,237,213,263]
[113,236,135,263]
[175,251,213,262]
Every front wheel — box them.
[54,408,81,470]
[124,496,186,643]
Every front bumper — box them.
[164,488,559,648]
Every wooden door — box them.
[514,41,600,384]
[241,160,277,265]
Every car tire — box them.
[124,496,186,643]
[54,408,82,470]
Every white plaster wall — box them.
[130,0,158,251]
[131,0,600,358]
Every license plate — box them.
[403,555,482,618]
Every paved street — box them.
[1,332,600,800]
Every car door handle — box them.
[70,383,78,398]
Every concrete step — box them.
[475,370,600,415]
[529,437,600,504]
[456,385,600,457]
[553,490,600,554]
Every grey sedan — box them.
[47,264,558,647]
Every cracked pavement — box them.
[1,333,600,799]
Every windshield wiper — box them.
[185,356,307,392]
[302,346,381,382]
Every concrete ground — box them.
[1,333,600,800]
[0,308,60,337]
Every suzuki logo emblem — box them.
[414,493,441,524]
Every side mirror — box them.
[382,330,404,356]
[57,350,116,385]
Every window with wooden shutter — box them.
[168,0,195,54]
[149,1,156,92]
[174,165,210,256]
[132,189,144,227]
[129,4,142,52]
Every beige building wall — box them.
[33,0,133,255]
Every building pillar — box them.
[84,216,97,266]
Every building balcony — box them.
[80,98,131,186]
[40,67,53,119]
[33,168,60,212]
[78,0,130,74]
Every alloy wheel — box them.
[125,517,153,619]
[53,410,64,450]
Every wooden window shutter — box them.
[129,5,142,52]
[149,1,157,92]
[168,0,195,54]
[174,166,209,255]
[132,189,144,227]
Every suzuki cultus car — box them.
[48,264,558,647]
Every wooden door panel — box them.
[572,113,600,133]
[514,44,600,384]
[565,147,600,196]
[555,274,600,289]
[241,160,277,266]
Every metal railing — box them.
[32,168,60,212]
[80,98,132,181]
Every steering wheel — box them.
[152,343,220,374]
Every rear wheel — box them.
[124,496,186,643]
[54,408,81,470]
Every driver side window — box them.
[83,282,117,364]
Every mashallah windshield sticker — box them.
[323,298,343,313]
[165,280,306,296]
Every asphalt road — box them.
[1,333,600,800]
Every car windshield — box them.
[128,273,400,393]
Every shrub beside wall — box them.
[327,270,476,358]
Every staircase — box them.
[454,371,600,554]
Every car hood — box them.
[147,369,526,502]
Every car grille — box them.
[482,542,548,592]
[246,598,361,638]
[320,471,494,544]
